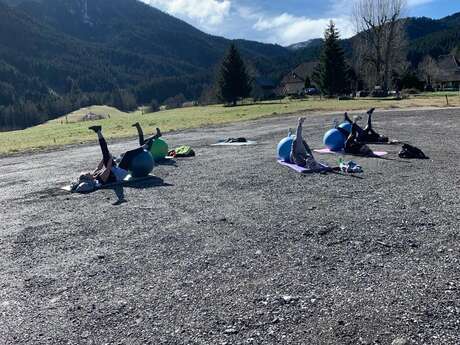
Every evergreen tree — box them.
[313,21,349,96]
[218,44,252,106]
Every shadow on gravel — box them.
[106,176,173,205]
[375,156,413,163]
[330,171,365,179]
[155,158,178,167]
[25,176,172,202]
[110,175,173,190]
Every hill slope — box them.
[0,0,290,110]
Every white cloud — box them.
[253,13,355,46]
[143,0,431,46]
[146,0,231,26]
[407,0,433,6]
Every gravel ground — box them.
[0,108,459,345]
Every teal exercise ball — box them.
[150,138,169,162]
[323,129,346,151]
[339,122,352,134]
[277,135,294,162]
[130,150,154,177]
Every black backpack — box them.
[399,144,428,159]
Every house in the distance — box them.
[434,55,460,89]
[277,62,318,96]
[277,72,305,96]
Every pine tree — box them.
[218,44,252,106]
[313,21,349,97]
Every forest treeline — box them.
[0,0,460,130]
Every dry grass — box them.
[1,94,459,156]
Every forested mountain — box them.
[292,13,460,67]
[0,0,459,131]
[0,0,291,129]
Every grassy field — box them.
[1,94,459,156]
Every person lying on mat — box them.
[341,117,375,157]
[291,117,326,170]
[344,108,388,143]
[132,122,162,150]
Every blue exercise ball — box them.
[277,135,294,162]
[339,122,352,134]
[323,128,346,151]
[130,150,154,177]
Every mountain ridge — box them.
[1,0,460,130]
[290,13,460,67]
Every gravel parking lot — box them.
[0,108,459,344]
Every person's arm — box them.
[96,159,104,171]
[98,159,113,183]
[92,160,104,176]
[344,123,357,151]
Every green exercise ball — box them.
[150,138,168,161]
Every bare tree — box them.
[353,0,407,91]
[418,55,439,87]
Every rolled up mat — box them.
[212,140,257,146]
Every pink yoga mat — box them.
[277,160,331,173]
[314,148,388,157]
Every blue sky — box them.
[144,0,460,46]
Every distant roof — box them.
[281,72,305,85]
[292,62,318,78]
[280,61,318,85]
[436,55,460,82]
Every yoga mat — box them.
[361,140,401,145]
[212,140,257,146]
[314,148,388,157]
[277,160,331,173]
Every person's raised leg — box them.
[143,128,162,151]
[334,119,351,138]
[344,122,359,153]
[364,108,376,132]
[132,122,145,146]
[363,108,388,142]
[89,125,112,166]
[290,117,308,166]
[295,118,307,153]
[344,112,353,124]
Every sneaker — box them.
[88,125,102,132]
[340,160,363,173]
[346,160,363,173]
[344,112,353,123]
[154,127,162,139]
